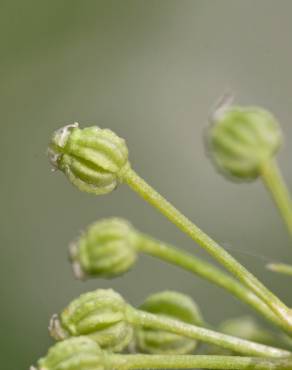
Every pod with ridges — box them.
[48,123,130,194]
[136,291,204,354]
[69,218,138,280]
[207,104,282,180]
[49,289,133,352]
[35,337,105,370]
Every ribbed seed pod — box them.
[48,123,129,194]
[136,291,204,354]
[35,337,105,370]
[49,289,133,352]
[207,105,282,180]
[219,316,277,346]
[69,218,138,280]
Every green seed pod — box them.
[206,316,279,356]
[35,337,105,370]
[48,123,129,195]
[49,289,133,352]
[69,218,138,280]
[207,102,282,180]
[219,316,277,346]
[136,291,204,354]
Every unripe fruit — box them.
[48,124,129,194]
[136,291,204,354]
[207,105,282,180]
[36,337,105,370]
[49,289,133,352]
[69,218,137,280]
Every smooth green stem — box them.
[136,233,284,331]
[123,167,292,331]
[267,263,292,276]
[111,353,292,370]
[260,159,292,238]
[128,308,291,358]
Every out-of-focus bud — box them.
[219,316,276,346]
[69,218,138,280]
[136,291,204,354]
[207,103,282,180]
[49,289,133,352]
[34,337,105,370]
[48,124,129,194]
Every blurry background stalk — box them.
[1,1,292,369]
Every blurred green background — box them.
[1,1,292,368]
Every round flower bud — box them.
[219,316,276,346]
[36,337,105,370]
[207,104,282,180]
[48,123,129,195]
[49,289,133,352]
[69,218,138,280]
[136,291,204,354]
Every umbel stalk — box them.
[267,262,292,276]
[123,167,292,332]
[127,307,291,358]
[137,233,283,330]
[110,354,292,370]
[260,159,292,238]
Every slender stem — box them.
[128,308,291,358]
[110,353,292,370]
[123,167,292,331]
[260,159,292,238]
[267,263,292,276]
[137,233,284,331]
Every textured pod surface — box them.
[69,218,138,280]
[49,289,133,352]
[207,106,282,180]
[48,123,129,194]
[37,337,105,370]
[136,291,204,354]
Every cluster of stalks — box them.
[32,100,292,369]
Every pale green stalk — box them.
[260,159,292,238]
[127,307,291,358]
[123,167,292,331]
[136,233,284,331]
[267,263,292,276]
[111,354,292,370]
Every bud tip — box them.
[49,314,67,340]
[47,122,79,171]
[210,91,235,122]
